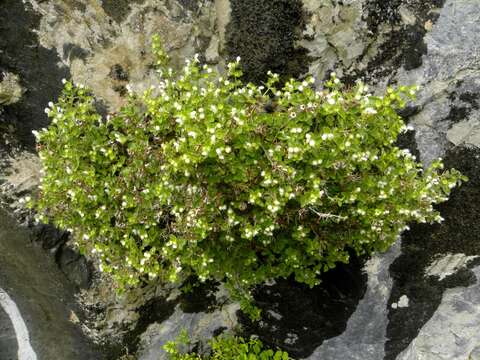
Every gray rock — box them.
[57,247,91,289]
[308,241,400,360]
[138,300,239,360]
[300,0,369,81]
[396,0,480,165]
[397,266,480,360]
[425,254,479,281]
[25,0,222,111]
[470,346,480,360]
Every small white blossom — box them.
[364,107,377,115]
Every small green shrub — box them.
[31,36,465,319]
[164,331,290,360]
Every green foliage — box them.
[164,331,290,360]
[31,36,466,319]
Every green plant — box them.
[164,331,290,360]
[31,35,466,319]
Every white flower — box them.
[363,107,377,115]
[327,97,335,105]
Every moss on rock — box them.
[225,0,310,85]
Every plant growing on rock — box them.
[164,331,290,360]
[31,35,466,319]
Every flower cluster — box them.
[31,36,466,319]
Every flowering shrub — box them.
[164,332,290,360]
[32,36,465,319]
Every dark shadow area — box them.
[121,295,177,358]
[0,0,70,150]
[101,0,146,24]
[0,306,18,360]
[178,279,219,314]
[238,254,368,358]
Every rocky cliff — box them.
[1,1,479,359]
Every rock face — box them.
[396,0,480,166]
[0,208,104,359]
[308,242,401,360]
[1,0,480,359]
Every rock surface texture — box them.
[1,0,480,359]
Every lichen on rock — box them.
[0,72,23,106]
